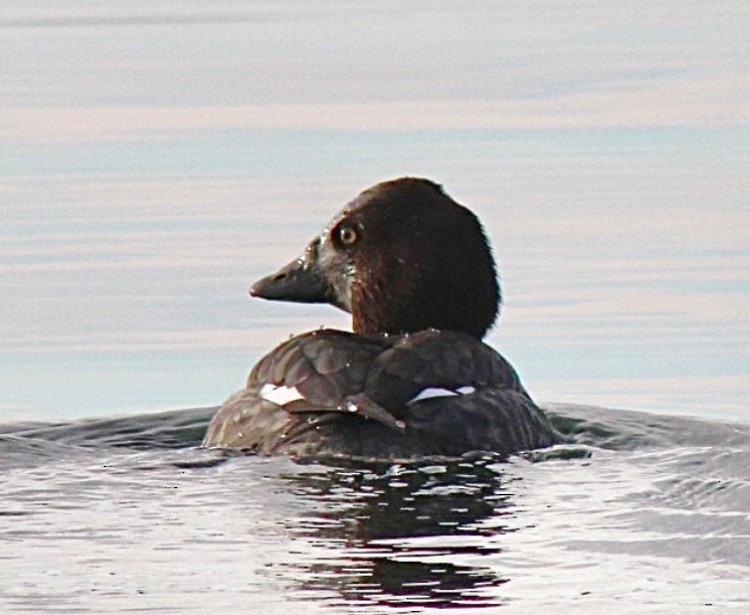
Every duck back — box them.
[202,329,559,460]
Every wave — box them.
[2,403,748,470]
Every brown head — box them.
[250,178,501,339]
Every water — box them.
[2,1,748,421]
[1,2,749,612]
[2,405,749,613]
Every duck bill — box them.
[249,252,329,304]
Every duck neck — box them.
[350,280,499,339]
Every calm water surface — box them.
[1,2,749,612]
[2,1,748,422]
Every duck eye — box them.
[337,225,359,247]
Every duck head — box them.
[250,177,501,339]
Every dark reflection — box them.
[276,454,515,609]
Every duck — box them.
[202,177,559,460]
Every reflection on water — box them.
[276,457,512,609]
[1,1,749,611]
[1,405,749,612]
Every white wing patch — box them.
[407,385,476,405]
[260,383,305,406]
[261,383,477,407]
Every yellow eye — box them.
[338,225,359,246]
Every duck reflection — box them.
[277,454,514,609]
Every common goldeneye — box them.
[202,178,559,459]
